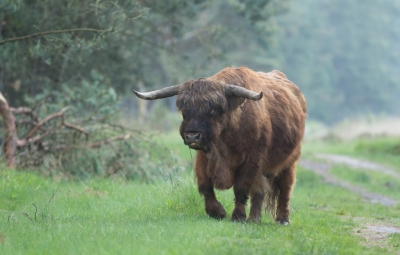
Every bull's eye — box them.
[210,109,219,116]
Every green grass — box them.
[1,135,400,254]
[302,136,400,171]
[389,233,400,248]
[151,130,193,161]
[1,167,399,255]
[329,165,400,200]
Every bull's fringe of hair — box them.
[265,178,279,219]
[229,107,243,130]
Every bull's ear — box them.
[133,85,181,100]
[225,85,263,101]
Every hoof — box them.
[207,209,226,220]
[275,218,290,225]
[206,201,226,220]
[230,208,246,222]
[246,217,261,224]
[247,212,261,224]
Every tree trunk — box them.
[0,91,18,167]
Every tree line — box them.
[1,0,400,175]
[2,0,400,124]
[0,0,288,173]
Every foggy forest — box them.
[1,1,400,254]
[2,0,399,123]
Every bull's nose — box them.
[184,132,202,143]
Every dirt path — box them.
[299,155,400,249]
[314,153,400,181]
[299,157,399,206]
[352,218,400,250]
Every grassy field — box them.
[1,132,400,254]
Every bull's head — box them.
[133,79,263,151]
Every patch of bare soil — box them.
[351,217,400,252]
[300,156,400,251]
[299,159,399,206]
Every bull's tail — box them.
[265,177,279,219]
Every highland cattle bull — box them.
[134,67,306,224]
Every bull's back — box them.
[212,67,306,171]
[257,70,307,171]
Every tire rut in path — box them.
[314,153,400,181]
[299,158,399,207]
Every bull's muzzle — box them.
[184,131,204,150]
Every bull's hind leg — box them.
[275,164,296,225]
[247,173,268,223]
[195,152,226,219]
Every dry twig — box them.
[0,27,114,45]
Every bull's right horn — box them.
[225,85,263,101]
[133,85,181,100]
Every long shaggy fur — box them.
[176,67,306,223]
[265,177,279,219]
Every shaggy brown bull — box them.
[134,67,306,224]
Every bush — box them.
[1,74,184,182]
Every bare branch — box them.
[11,107,39,122]
[98,121,142,133]
[32,204,38,222]
[17,107,69,147]
[28,107,68,139]
[61,115,89,141]
[20,212,33,222]
[0,27,114,45]
[11,107,34,114]
[17,130,51,148]
[88,134,131,148]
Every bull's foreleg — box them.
[195,152,226,219]
[275,164,296,225]
[200,183,226,219]
[231,162,259,222]
[231,186,248,222]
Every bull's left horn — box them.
[133,85,181,100]
[225,85,263,101]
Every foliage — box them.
[0,80,184,181]
[1,0,291,176]
[0,0,288,104]
[2,0,400,125]
[22,70,118,121]
[355,137,400,156]
[274,0,400,123]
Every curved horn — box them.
[133,85,181,100]
[225,85,263,101]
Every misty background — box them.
[1,0,400,126]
